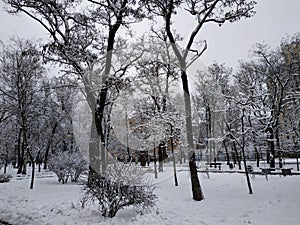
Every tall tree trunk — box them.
[255,147,260,168]
[296,151,299,171]
[3,143,8,174]
[94,22,122,178]
[181,69,204,201]
[241,109,253,194]
[170,124,178,186]
[4,163,7,174]
[266,127,275,168]
[44,122,58,169]
[21,141,27,175]
[164,1,204,200]
[3,144,8,174]
[37,150,41,173]
[223,139,230,165]
[29,153,35,189]
[232,152,237,166]
[20,109,29,178]
[17,128,23,174]
[154,141,158,179]
[102,108,112,171]
[125,101,131,161]
[82,79,101,182]
[189,152,204,199]
[232,140,242,170]
[248,115,260,167]
[89,111,101,179]
[158,142,164,172]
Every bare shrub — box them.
[48,151,87,184]
[82,161,157,218]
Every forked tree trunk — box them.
[164,2,204,200]
[93,20,123,179]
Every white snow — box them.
[1,164,300,225]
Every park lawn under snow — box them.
[1,165,300,225]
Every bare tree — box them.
[3,0,145,179]
[146,0,256,201]
[194,63,232,165]
[234,33,300,168]
[0,37,46,189]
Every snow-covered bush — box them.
[104,161,148,186]
[82,161,157,218]
[48,151,87,184]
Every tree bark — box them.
[232,140,242,170]
[158,142,164,172]
[154,141,158,179]
[94,16,125,177]
[44,122,58,169]
[241,109,253,194]
[181,70,204,201]
[17,128,23,174]
[89,111,101,177]
[164,0,204,200]
[296,151,299,171]
[248,115,260,167]
[223,139,230,165]
[189,152,204,200]
[266,127,275,168]
[170,124,178,186]
[21,140,27,175]
[29,155,35,189]
[255,147,260,168]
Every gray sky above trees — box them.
[0,0,299,71]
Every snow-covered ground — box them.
[1,164,300,225]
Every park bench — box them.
[260,168,275,175]
[281,168,292,176]
[206,162,222,170]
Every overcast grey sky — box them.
[0,0,299,71]
[198,0,300,69]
